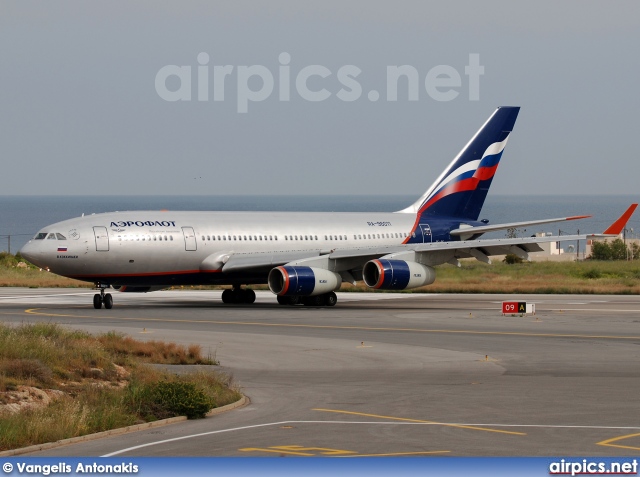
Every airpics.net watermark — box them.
[155,53,484,113]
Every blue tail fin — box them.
[400,106,520,221]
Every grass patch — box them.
[0,323,240,451]
[337,260,640,294]
[0,252,90,288]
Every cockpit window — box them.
[47,233,57,240]
[34,233,47,240]
[56,233,66,240]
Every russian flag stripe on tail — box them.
[399,107,520,222]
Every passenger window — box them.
[315,235,318,240]
[249,236,252,241]
[170,236,173,241]
[244,236,247,240]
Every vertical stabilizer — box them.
[399,106,520,221]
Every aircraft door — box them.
[93,226,110,251]
[182,227,197,251]
[419,224,432,243]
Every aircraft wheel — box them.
[324,292,337,307]
[301,296,322,307]
[221,289,232,304]
[231,289,243,304]
[276,295,288,305]
[243,289,256,304]
[287,296,300,306]
[93,294,102,309]
[103,293,113,309]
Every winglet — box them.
[602,204,638,235]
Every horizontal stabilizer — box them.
[450,215,591,239]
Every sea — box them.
[0,195,638,254]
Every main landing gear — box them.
[221,286,256,305]
[277,292,337,307]
[93,285,113,310]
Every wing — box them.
[221,204,638,278]
[221,234,583,275]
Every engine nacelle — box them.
[363,259,436,290]
[268,266,342,296]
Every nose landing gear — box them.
[93,284,113,309]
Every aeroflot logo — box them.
[110,221,177,227]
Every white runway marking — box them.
[102,420,640,457]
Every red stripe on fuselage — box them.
[69,269,222,279]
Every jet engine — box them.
[363,259,436,290]
[268,266,342,296]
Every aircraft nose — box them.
[19,241,38,265]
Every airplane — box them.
[19,107,635,310]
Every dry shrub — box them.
[0,359,53,385]
[97,333,213,365]
[187,344,202,360]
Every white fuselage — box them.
[20,210,426,286]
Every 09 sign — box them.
[502,301,526,314]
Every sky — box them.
[1,0,639,196]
